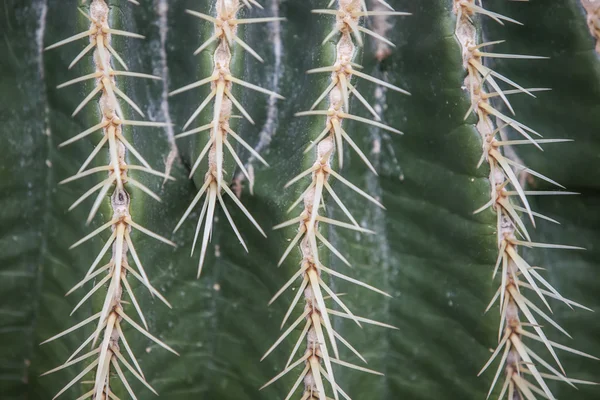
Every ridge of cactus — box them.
[169,0,284,277]
[453,1,597,399]
[261,1,409,399]
[41,1,177,398]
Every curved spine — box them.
[453,1,597,399]
[170,0,283,277]
[262,1,408,399]
[42,1,177,398]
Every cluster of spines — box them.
[169,0,283,277]
[454,1,597,399]
[582,0,600,53]
[42,1,178,398]
[260,1,409,399]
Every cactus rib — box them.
[170,0,283,277]
[42,1,176,398]
[454,1,596,399]
[262,1,408,399]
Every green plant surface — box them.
[0,1,598,400]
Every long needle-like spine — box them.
[170,0,283,277]
[262,1,408,399]
[454,1,596,399]
[43,1,176,398]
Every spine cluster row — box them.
[170,0,282,277]
[43,1,177,398]
[262,1,409,399]
[454,1,595,399]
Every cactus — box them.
[1,0,599,400]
